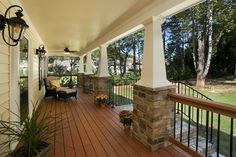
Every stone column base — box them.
[132,85,176,152]
[93,76,112,105]
[83,74,93,93]
[77,73,84,87]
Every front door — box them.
[19,37,29,123]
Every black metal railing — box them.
[173,82,215,144]
[169,93,236,157]
[111,78,139,106]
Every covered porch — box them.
[2,0,235,157]
[41,89,190,157]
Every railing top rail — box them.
[174,81,213,101]
[168,92,236,119]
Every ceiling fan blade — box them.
[70,50,78,53]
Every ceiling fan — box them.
[64,47,78,54]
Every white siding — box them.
[0,0,45,152]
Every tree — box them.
[194,0,235,87]
[107,30,144,77]
[163,0,236,86]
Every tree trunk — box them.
[196,32,205,87]
[132,37,136,71]
[203,0,213,78]
[113,58,117,74]
[234,64,236,76]
[195,0,213,87]
[123,54,128,75]
[118,49,123,75]
[181,32,185,73]
[196,74,205,87]
[138,46,141,74]
[192,11,197,71]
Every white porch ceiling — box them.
[20,0,153,54]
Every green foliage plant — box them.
[119,110,133,126]
[0,102,63,156]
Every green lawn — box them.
[188,88,236,156]
[112,85,133,106]
[200,91,236,105]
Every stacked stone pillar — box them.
[93,76,112,104]
[83,52,94,93]
[133,85,175,151]
[77,73,84,87]
[93,44,112,104]
[133,16,175,151]
[78,55,85,88]
[83,74,93,93]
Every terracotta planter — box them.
[7,142,51,157]
[100,104,106,109]
[123,124,131,131]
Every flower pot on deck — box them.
[123,124,131,131]
[7,142,52,157]
[100,104,106,109]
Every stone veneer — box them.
[77,73,84,87]
[93,76,112,105]
[132,84,176,151]
[82,74,93,93]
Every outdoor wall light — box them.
[36,45,46,60]
[0,5,29,46]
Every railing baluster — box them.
[201,110,203,128]
[196,108,199,152]
[121,80,123,105]
[205,111,209,157]
[184,85,186,113]
[177,83,180,114]
[217,114,221,157]
[180,103,183,142]
[111,78,139,106]
[210,112,213,143]
[169,89,235,157]
[188,105,191,147]
[201,95,203,128]
[119,81,121,105]
[230,118,233,157]
[124,80,126,104]
[174,101,176,139]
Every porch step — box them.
[210,152,226,157]
[175,115,216,156]
[175,117,196,141]
[186,135,215,155]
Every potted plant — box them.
[95,94,108,108]
[119,110,133,130]
[0,102,62,157]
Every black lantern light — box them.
[0,5,29,46]
[36,45,46,60]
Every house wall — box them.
[0,0,44,152]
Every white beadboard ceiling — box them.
[20,0,153,54]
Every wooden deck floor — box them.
[40,89,191,157]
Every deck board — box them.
[41,89,191,157]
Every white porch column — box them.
[79,55,85,73]
[85,51,93,74]
[96,44,110,77]
[136,16,171,88]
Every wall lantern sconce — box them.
[36,45,47,60]
[0,5,29,46]
[36,45,46,91]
